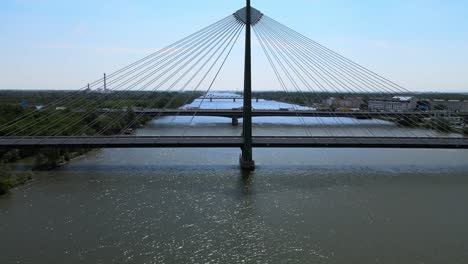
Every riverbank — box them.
[0,163,32,195]
[0,149,92,195]
[0,174,32,195]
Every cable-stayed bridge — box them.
[1,1,467,170]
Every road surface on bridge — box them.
[1,136,467,149]
[118,109,437,119]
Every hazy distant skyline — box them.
[1,0,467,92]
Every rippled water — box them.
[1,98,467,263]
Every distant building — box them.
[95,88,113,94]
[322,97,363,109]
[429,99,468,112]
[368,96,417,112]
[416,100,430,111]
[55,107,66,110]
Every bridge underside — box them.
[1,137,467,149]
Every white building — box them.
[368,96,417,112]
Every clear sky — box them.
[1,0,467,92]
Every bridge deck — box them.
[131,109,433,118]
[1,136,467,149]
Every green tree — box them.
[1,150,20,163]
[0,181,7,195]
[33,149,62,170]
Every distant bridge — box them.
[92,109,465,126]
[124,109,437,119]
[1,136,467,149]
[127,109,443,125]
[200,95,257,102]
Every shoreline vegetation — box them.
[0,162,32,196]
[0,90,201,195]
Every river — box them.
[1,96,468,263]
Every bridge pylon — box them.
[239,0,255,171]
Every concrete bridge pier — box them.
[232,117,239,126]
[233,98,236,102]
[239,151,255,171]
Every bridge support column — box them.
[210,98,213,102]
[232,117,239,126]
[233,98,236,102]
[240,153,255,170]
[240,0,255,171]
[256,97,259,102]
